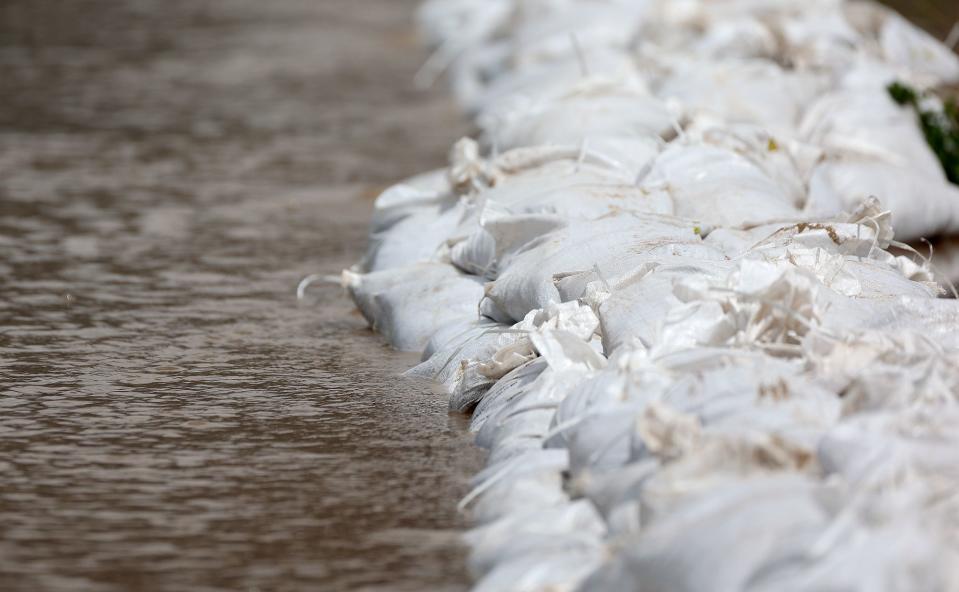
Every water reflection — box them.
[0,1,478,591]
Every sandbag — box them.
[484,214,704,322]
[639,139,806,228]
[342,263,483,351]
[345,2,959,590]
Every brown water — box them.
[1,1,956,592]
[0,1,481,591]
[882,0,959,41]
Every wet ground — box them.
[0,1,480,591]
[882,0,959,41]
[1,1,956,591]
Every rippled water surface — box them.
[1,1,956,591]
[1,1,480,590]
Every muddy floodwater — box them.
[1,1,956,591]
[0,1,480,590]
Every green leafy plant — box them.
[888,81,959,185]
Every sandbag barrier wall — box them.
[343,1,959,590]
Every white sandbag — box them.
[360,169,461,272]
[480,78,673,174]
[465,499,606,578]
[530,329,605,372]
[689,123,815,197]
[651,55,829,133]
[745,518,959,592]
[648,361,839,447]
[419,305,595,413]
[342,263,483,351]
[736,217,941,299]
[477,300,600,376]
[347,2,959,589]
[648,14,779,61]
[573,459,659,530]
[578,476,829,592]
[633,403,832,527]
[805,161,959,239]
[436,0,646,109]
[468,47,640,117]
[592,258,732,354]
[417,300,596,417]
[473,546,604,592]
[800,86,946,180]
[416,0,511,49]
[465,448,570,525]
[476,365,595,452]
[367,168,450,233]
[469,302,602,438]
[572,349,836,527]
[815,295,959,351]
[679,264,818,353]
[878,13,959,86]
[484,433,550,468]
[507,1,647,68]
[818,410,959,489]
[797,86,959,239]
[479,405,556,454]
[773,6,864,71]
[452,214,568,278]
[555,343,839,483]
[417,316,488,362]
[555,240,728,297]
[364,199,464,272]
[450,166,678,277]
[803,330,959,414]
[649,258,940,364]
[561,348,832,546]
[545,349,675,474]
[471,358,549,434]
[702,224,788,258]
[444,146,675,266]
[405,319,512,411]
[639,139,806,228]
[638,0,788,53]
[484,214,704,322]
[469,145,671,217]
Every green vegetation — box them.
[888,81,959,185]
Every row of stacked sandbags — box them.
[343,1,959,590]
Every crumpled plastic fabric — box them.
[341,0,959,590]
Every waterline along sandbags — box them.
[343,1,959,590]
